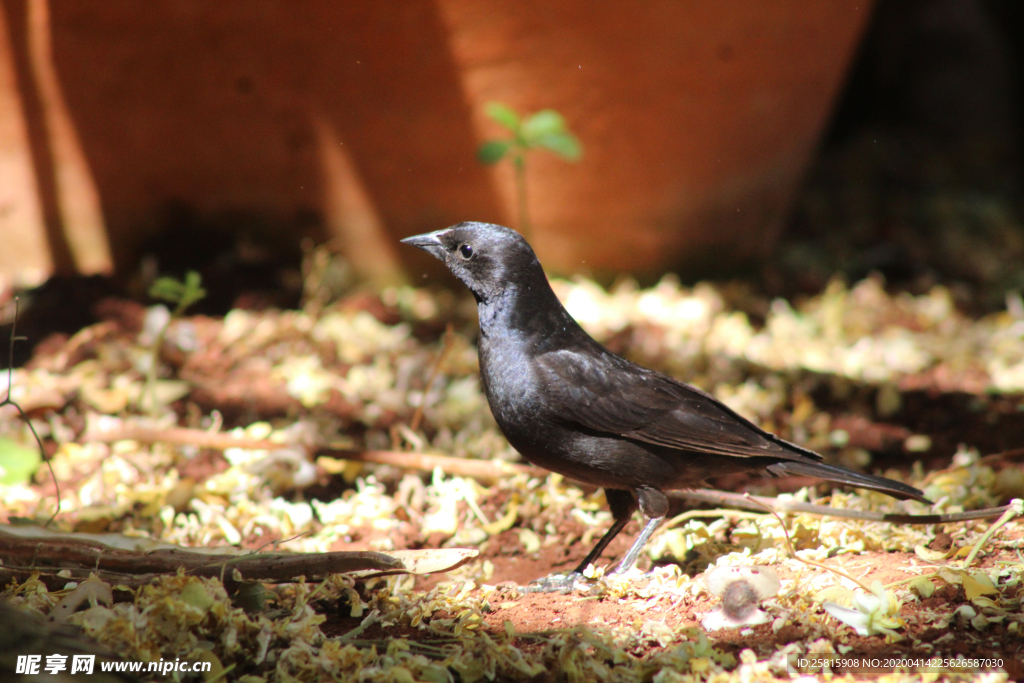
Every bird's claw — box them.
[523,572,587,594]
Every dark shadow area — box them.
[772,0,1024,313]
[0,274,115,367]
[134,201,309,315]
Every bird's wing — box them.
[536,348,820,461]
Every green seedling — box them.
[143,271,206,415]
[149,270,207,317]
[477,102,582,238]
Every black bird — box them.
[402,222,929,590]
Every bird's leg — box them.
[609,486,668,575]
[524,488,637,593]
[571,488,638,575]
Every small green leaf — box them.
[477,140,512,165]
[0,437,41,485]
[537,132,582,161]
[149,277,186,304]
[149,271,205,312]
[522,109,566,140]
[177,270,207,311]
[485,102,521,132]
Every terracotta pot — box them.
[437,0,875,277]
[0,1,872,285]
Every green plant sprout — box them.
[150,270,207,318]
[143,271,206,415]
[477,102,581,238]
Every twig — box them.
[1,297,60,526]
[959,498,1023,568]
[81,424,284,451]
[255,531,311,553]
[0,529,402,581]
[980,448,1024,464]
[670,489,1010,525]
[652,508,770,542]
[80,424,548,481]
[77,423,1018,522]
[742,493,874,594]
[320,449,547,481]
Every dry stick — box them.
[843,498,1021,590]
[255,531,312,553]
[980,447,1024,464]
[81,425,286,451]
[742,493,875,594]
[75,425,1012,523]
[79,426,548,480]
[0,529,403,583]
[671,489,1010,525]
[322,448,547,481]
[1,298,60,526]
[652,508,770,542]
[741,494,945,598]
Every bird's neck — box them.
[477,275,570,339]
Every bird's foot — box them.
[523,572,587,594]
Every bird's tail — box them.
[767,460,931,503]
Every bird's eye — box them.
[458,243,473,259]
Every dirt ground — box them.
[3,277,1024,681]
[313,503,1024,678]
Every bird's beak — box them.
[400,231,447,260]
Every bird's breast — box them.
[477,332,542,430]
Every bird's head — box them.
[401,222,542,302]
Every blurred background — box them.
[0,0,1021,349]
